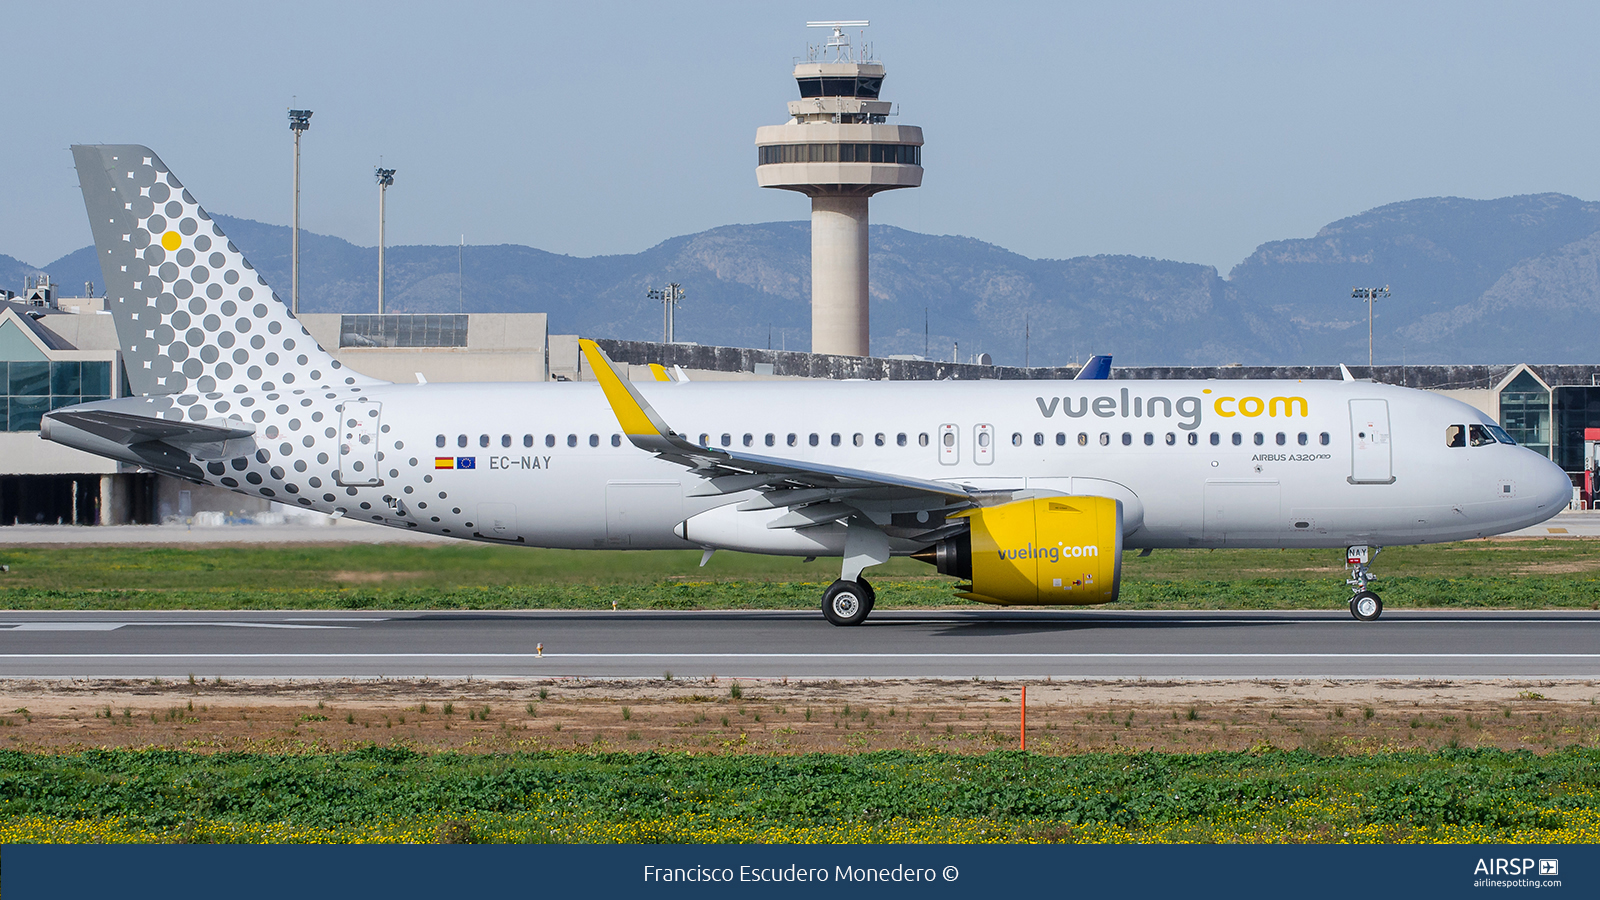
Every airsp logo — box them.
[1473,858,1552,876]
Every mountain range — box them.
[6,192,1599,367]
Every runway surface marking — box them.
[0,623,352,631]
[0,652,1594,659]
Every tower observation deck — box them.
[755,22,923,357]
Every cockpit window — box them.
[1487,424,1517,445]
[1468,424,1495,447]
[1445,425,1465,448]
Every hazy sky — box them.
[8,1,1600,274]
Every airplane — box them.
[42,145,1573,626]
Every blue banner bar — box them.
[4,843,1595,899]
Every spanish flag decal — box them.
[434,457,454,469]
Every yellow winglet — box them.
[648,363,673,382]
[579,339,686,452]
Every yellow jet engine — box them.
[914,496,1123,606]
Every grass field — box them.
[0,540,1595,610]
[1,747,1596,844]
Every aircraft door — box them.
[974,424,994,465]
[938,424,959,465]
[1349,399,1394,484]
[335,400,383,487]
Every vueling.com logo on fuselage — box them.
[1034,387,1310,430]
[1001,543,1098,562]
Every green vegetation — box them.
[0,540,1594,610]
[0,747,1596,843]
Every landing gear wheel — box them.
[822,580,872,626]
[1350,591,1383,622]
[858,578,876,614]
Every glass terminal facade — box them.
[1498,371,1551,460]
[758,143,921,166]
[1,361,111,432]
[339,315,469,349]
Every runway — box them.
[0,609,1596,680]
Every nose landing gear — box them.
[1346,545,1384,621]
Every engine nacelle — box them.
[918,496,1123,606]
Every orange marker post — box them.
[1021,684,1027,751]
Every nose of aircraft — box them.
[1527,452,1574,516]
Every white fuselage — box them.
[226,376,1569,553]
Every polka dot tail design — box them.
[67,145,396,518]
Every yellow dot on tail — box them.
[161,231,181,251]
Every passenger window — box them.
[1165,432,1176,446]
[479,434,490,448]
[1231,432,1242,446]
[977,431,991,448]
[788,433,798,447]
[896,433,907,447]
[831,433,842,447]
[611,435,621,447]
[1297,432,1308,446]
[1056,432,1066,446]
[457,435,468,448]
[1253,433,1264,446]
[720,433,732,447]
[1011,432,1023,447]
[567,434,578,447]
[1469,424,1495,447]
[524,435,534,448]
[766,434,776,447]
[1121,433,1132,446]
[942,432,955,447]
[698,433,710,446]
[545,434,555,448]
[435,434,446,448]
[1143,432,1154,446]
[1319,432,1331,446]
[1275,432,1286,446]
[1187,432,1198,446]
[874,433,885,447]
[501,434,511,448]
[743,434,753,447]
[589,434,599,447]
[809,434,820,447]
[1209,432,1220,446]
[917,433,928,447]
[853,433,864,447]
[1445,425,1465,448]
[1099,433,1109,446]
[1034,432,1045,446]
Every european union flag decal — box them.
[457,457,476,469]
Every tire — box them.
[1350,591,1383,622]
[858,578,877,614]
[821,579,872,626]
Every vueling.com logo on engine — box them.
[1000,543,1099,562]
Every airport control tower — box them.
[755,22,923,357]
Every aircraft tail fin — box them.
[70,144,382,397]
[1073,354,1112,380]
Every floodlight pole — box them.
[376,168,395,314]
[288,109,312,315]
[1351,285,1391,374]
[648,283,684,343]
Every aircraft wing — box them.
[579,340,978,522]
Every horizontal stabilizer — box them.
[42,408,255,448]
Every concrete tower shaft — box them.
[755,31,923,357]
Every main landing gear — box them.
[821,578,875,627]
[1346,544,1384,621]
